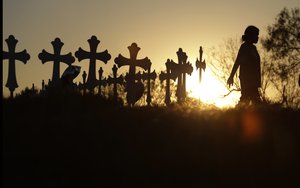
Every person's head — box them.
[242,25,259,44]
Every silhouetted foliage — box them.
[263,8,299,69]
[262,7,300,108]
[3,95,300,187]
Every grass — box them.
[2,94,300,187]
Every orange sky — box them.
[3,0,299,102]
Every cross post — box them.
[98,67,104,95]
[82,71,87,95]
[42,80,45,91]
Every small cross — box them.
[42,80,45,91]
[98,67,108,95]
[195,46,206,83]
[107,65,124,101]
[81,71,87,94]
[140,69,157,106]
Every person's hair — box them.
[242,25,259,42]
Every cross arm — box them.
[39,49,54,64]
[183,62,194,75]
[159,71,168,82]
[196,59,206,71]
[108,75,124,85]
[59,53,75,66]
[136,57,151,70]
[2,51,10,60]
[159,71,177,82]
[141,70,156,81]
[99,78,107,87]
[107,76,114,85]
[114,54,131,68]
[75,48,90,61]
[14,50,30,64]
[116,75,124,84]
[3,50,30,64]
[95,50,111,64]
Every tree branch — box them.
[222,88,240,98]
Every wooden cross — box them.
[140,69,157,106]
[81,70,87,94]
[32,83,35,91]
[165,49,193,103]
[75,36,111,91]
[176,48,191,101]
[159,59,174,105]
[98,67,107,96]
[2,35,30,98]
[107,65,124,101]
[42,80,45,91]
[195,46,206,83]
[114,43,151,106]
[82,71,87,85]
[38,38,75,83]
[160,57,193,105]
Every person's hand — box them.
[227,76,234,87]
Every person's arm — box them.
[227,47,243,87]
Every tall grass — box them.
[3,94,300,187]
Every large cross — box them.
[160,57,193,104]
[75,36,111,91]
[2,35,30,98]
[169,49,193,103]
[195,46,206,83]
[107,65,124,101]
[38,38,75,83]
[176,48,191,101]
[114,43,151,106]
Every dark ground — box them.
[2,94,300,187]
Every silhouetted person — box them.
[227,25,261,105]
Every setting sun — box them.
[186,67,240,108]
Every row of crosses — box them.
[2,35,206,106]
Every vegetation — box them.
[3,93,300,187]
[262,7,300,108]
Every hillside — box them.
[3,95,300,187]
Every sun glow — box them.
[186,67,240,108]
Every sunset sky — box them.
[3,0,299,106]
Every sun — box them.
[186,67,240,108]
